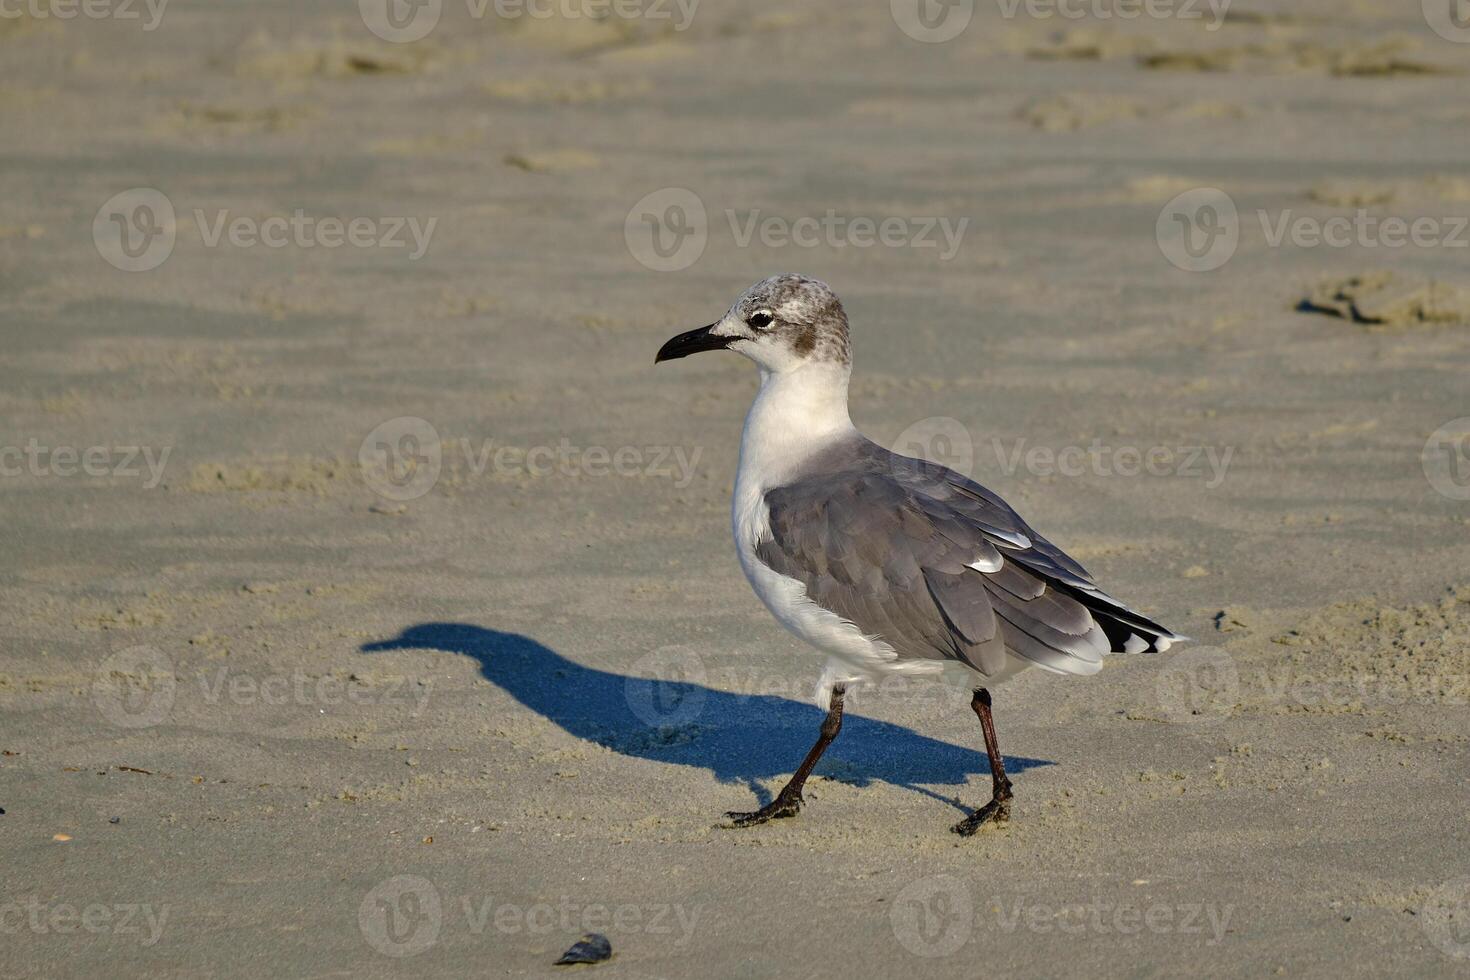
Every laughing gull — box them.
[656,274,1184,835]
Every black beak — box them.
[655,322,732,364]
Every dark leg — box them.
[725,685,845,827]
[951,688,1014,836]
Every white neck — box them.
[735,362,855,496]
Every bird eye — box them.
[748,311,773,329]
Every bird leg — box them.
[726,685,845,827]
[951,687,1014,836]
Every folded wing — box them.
[754,440,1180,677]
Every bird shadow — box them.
[361,623,1052,813]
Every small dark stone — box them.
[555,933,612,966]
[109,816,121,824]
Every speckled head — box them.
[655,274,852,374]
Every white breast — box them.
[729,366,947,707]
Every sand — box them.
[2,0,1469,976]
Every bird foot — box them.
[950,797,1011,836]
[724,794,802,828]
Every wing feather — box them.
[752,436,1182,676]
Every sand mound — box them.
[1138,39,1460,77]
[230,31,437,79]
[1300,273,1470,329]
[187,457,348,494]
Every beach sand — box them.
[2,0,1468,975]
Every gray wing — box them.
[755,439,1179,677]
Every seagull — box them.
[655,274,1185,835]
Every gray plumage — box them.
[755,434,1178,678]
